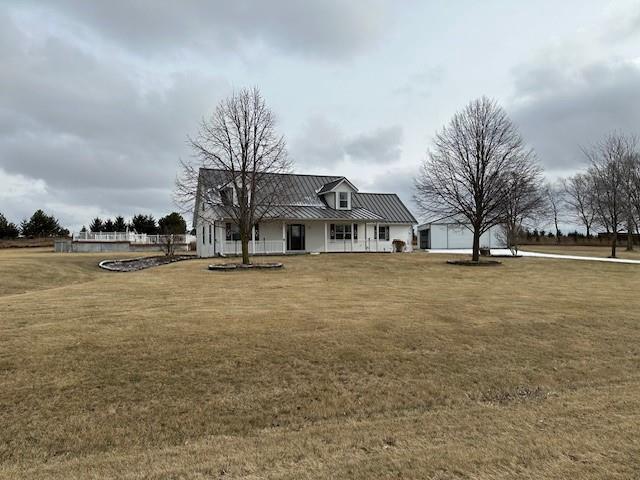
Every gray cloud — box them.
[365,166,418,216]
[290,116,346,170]
[601,4,640,43]
[292,117,403,170]
[0,9,230,228]
[393,66,445,99]
[345,126,403,164]
[510,60,640,173]
[23,0,389,60]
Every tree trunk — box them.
[611,231,617,258]
[586,225,590,239]
[471,227,481,262]
[626,219,633,251]
[241,232,250,265]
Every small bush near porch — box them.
[1,248,639,478]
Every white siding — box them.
[196,218,225,258]
[417,223,506,249]
[197,216,415,257]
[430,225,448,249]
[332,183,354,209]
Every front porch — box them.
[199,220,407,257]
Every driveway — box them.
[425,248,640,265]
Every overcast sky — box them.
[1,1,640,231]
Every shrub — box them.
[392,239,406,253]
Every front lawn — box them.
[1,249,639,479]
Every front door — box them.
[287,224,305,251]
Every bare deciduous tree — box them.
[176,87,292,265]
[562,173,597,238]
[500,158,546,255]
[627,152,640,247]
[544,181,564,243]
[414,96,535,261]
[159,234,177,258]
[584,133,637,258]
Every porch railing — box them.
[223,240,284,255]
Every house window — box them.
[225,222,241,241]
[220,187,233,206]
[339,191,349,209]
[353,223,358,240]
[208,224,212,244]
[202,225,205,242]
[330,223,352,240]
[375,225,390,241]
[254,224,260,241]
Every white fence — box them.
[223,240,284,255]
[73,231,195,244]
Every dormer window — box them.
[339,192,349,209]
[220,187,233,206]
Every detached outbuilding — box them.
[416,217,505,250]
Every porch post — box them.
[324,222,328,252]
[351,223,354,252]
[282,222,286,253]
[365,223,368,251]
[219,223,224,256]
[376,222,379,252]
[251,225,256,255]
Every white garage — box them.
[417,217,505,250]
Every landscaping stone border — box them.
[446,259,502,266]
[208,262,283,271]
[99,255,193,272]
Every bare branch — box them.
[174,87,292,264]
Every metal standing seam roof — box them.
[352,193,417,224]
[316,178,345,194]
[197,169,417,224]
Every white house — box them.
[194,169,417,257]
[417,216,505,250]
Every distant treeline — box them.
[84,212,187,235]
[0,210,68,239]
[0,210,188,239]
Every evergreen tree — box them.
[20,210,66,237]
[103,219,115,232]
[89,217,104,232]
[131,214,158,235]
[113,216,127,232]
[158,212,187,234]
[0,213,20,238]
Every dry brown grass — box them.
[0,238,54,249]
[1,248,639,479]
[525,244,640,260]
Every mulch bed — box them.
[99,255,193,272]
[208,262,283,271]
[446,259,502,266]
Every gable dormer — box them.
[317,177,358,211]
